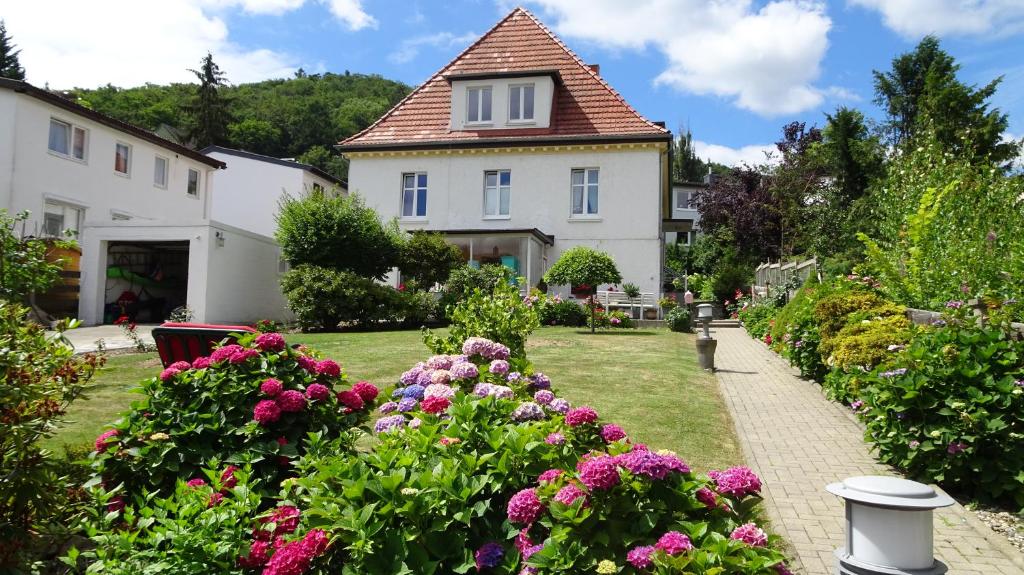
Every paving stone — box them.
[710,327,1024,575]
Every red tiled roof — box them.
[339,7,669,150]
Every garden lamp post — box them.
[694,303,716,371]
[826,476,954,575]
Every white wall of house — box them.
[205,150,337,239]
[202,222,293,325]
[666,183,703,246]
[347,146,664,295]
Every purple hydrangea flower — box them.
[398,397,418,412]
[528,373,551,390]
[449,362,479,380]
[512,402,545,422]
[378,401,398,414]
[474,542,504,570]
[402,384,426,400]
[548,398,570,414]
[533,390,555,405]
[489,360,510,375]
[545,432,565,445]
[374,415,406,433]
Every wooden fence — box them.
[753,257,817,300]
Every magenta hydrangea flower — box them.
[618,449,690,480]
[545,432,566,445]
[191,356,211,369]
[449,362,479,380]
[578,455,620,491]
[421,396,451,415]
[351,381,379,402]
[260,378,284,397]
[238,540,271,568]
[186,477,207,488]
[276,389,306,413]
[168,360,191,371]
[600,424,627,443]
[316,359,341,378]
[159,367,180,382]
[474,542,504,571]
[210,344,242,363]
[627,545,655,569]
[708,466,762,498]
[305,383,330,402]
[533,390,555,405]
[221,465,239,489]
[548,398,570,414]
[656,531,693,555]
[696,487,717,508]
[337,390,365,411]
[295,355,317,374]
[424,383,456,399]
[564,406,598,427]
[254,332,286,352]
[553,484,588,506]
[538,469,563,483]
[730,523,768,547]
[229,348,259,364]
[261,527,329,575]
[489,359,510,375]
[254,400,282,425]
[94,429,119,453]
[506,488,543,524]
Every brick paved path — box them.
[712,326,1024,575]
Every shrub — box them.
[89,331,378,498]
[768,276,829,380]
[276,190,401,279]
[588,308,633,329]
[281,265,403,331]
[544,247,622,333]
[396,289,438,328]
[397,231,462,289]
[425,280,539,362]
[854,314,1024,506]
[1,209,71,301]
[738,302,776,340]
[665,306,692,332]
[533,293,588,327]
[819,314,910,373]
[438,264,515,320]
[0,303,101,570]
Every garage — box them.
[103,240,190,324]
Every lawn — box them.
[47,327,742,472]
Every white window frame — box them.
[676,189,692,209]
[401,172,428,219]
[466,85,492,124]
[114,141,132,176]
[154,155,169,189]
[508,84,535,123]
[483,169,511,218]
[42,200,84,238]
[187,168,200,197]
[570,168,600,218]
[48,118,88,162]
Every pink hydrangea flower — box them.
[489,359,510,375]
[538,469,563,483]
[656,531,694,555]
[191,356,211,369]
[600,424,627,443]
[296,355,317,374]
[351,381,379,402]
[564,406,599,427]
[210,344,242,363]
[696,487,717,508]
[708,466,762,498]
[730,523,768,547]
[578,455,620,490]
[545,432,565,445]
[337,390,364,411]
[255,332,286,352]
[449,362,479,380]
[420,396,451,414]
[506,488,543,524]
[424,383,456,399]
[627,545,655,569]
[554,484,588,506]
[426,354,454,370]
[429,370,451,385]
[315,359,341,378]
[168,360,191,371]
[159,367,180,382]
[261,378,284,397]
[186,477,207,488]
[254,400,282,425]
[305,383,330,402]
[220,465,239,490]
[94,429,119,453]
[276,390,306,413]
[229,348,259,364]
[618,449,690,480]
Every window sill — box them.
[507,120,536,126]
[400,217,429,224]
[47,150,87,164]
[114,171,130,179]
[186,193,200,200]
[568,216,602,222]
[482,215,511,220]
[464,122,493,128]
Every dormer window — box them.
[509,84,535,122]
[467,86,492,124]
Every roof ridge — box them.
[516,8,666,133]
[341,8,526,146]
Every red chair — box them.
[152,322,257,367]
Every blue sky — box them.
[7,0,1024,165]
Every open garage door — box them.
[103,240,189,324]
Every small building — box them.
[664,180,706,247]
[0,79,295,325]
[338,7,672,297]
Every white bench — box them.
[594,290,658,318]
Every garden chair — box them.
[152,322,257,367]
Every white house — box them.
[338,7,672,296]
[0,79,294,325]
[664,180,706,247]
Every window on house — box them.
[509,84,535,122]
[676,190,691,209]
[187,168,200,196]
[483,170,511,217]
[402,172,428,218]
[42,201,83,238]
[154,156,168,188]
[114,142,131,175]
[570,168,599,216]
[467,86,492,123]
[48,119,87,160]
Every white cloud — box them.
[849,0,1024,38]
[524,0,833,117]
[3,0,377,88]
[389,31,480,64]
[693,140,778,167]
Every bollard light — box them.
[826,476,954,575]
[694,303,716,370]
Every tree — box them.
[227,118,281,155]
[0,210,69,301]
[874,35,1018,164]
[397,231,462,289]
[0,20,25,80]
[543,246,622,333]
[297,145,349,182]
[186,53,231,148]
[275,190,401,280]
[695,167,780,265]
[671,128,707,182]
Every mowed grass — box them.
[46,327,744,471]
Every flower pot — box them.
[644,308,658,320]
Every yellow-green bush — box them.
[820,314,910,371]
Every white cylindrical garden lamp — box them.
[694,303,716,370]
[826,476,954,575]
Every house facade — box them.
[0,79,295,325]
[664,181,706,247]
[339,8,671,296]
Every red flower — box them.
[336,390,364,411]
[351,381,379,402]
[420,396,451,414]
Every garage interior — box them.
[104,241,190,324]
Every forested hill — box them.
[70,71,411,180]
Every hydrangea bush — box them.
[89,332,379,497]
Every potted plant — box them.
[622,282,642,319]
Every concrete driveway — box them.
[51,324,156,353]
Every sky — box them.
[3,0,1023,166]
